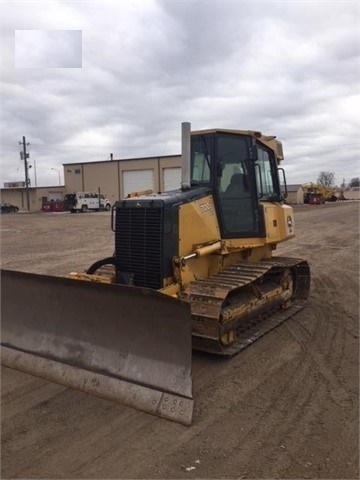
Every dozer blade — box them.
[1,269,193,425]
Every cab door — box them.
[254,143,282,202]
[215,133,263,238]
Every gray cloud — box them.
[15,30,82,68]
[1,0,358,188]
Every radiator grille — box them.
[115,206,163,289]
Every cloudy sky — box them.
[1,0,358,188]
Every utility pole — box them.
[19,136,30,211]
[34,158,38,187]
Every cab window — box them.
[193,152,211,182]
[217,134,259,234]
[255,145,280,200]
[191,135,213,185]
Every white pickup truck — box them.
[65,192,112,213]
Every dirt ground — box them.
[1,202,359,479]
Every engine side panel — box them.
[178,194,221,257]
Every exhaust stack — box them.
[181,122,191,190]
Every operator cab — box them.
[190,130,284,239]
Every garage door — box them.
[123,170,155,198]
[48,191,63,201]
[163,167,182,192]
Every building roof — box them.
[63,154,181,167]
[1,185,64,191]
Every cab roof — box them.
[190,128,284,162]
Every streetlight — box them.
[50,168,61,186]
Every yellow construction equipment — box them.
[1,123,310,425]
[303,182,338,204]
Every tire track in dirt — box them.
[150,305,356,479]
[12,406,157,479]
[286,318,352,409]
[135,272,357,479]
[133,324,318,477]
[2,391,142,478]
[71,332,307,478]
[142,332,320,478]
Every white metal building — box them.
[1,154,182,211]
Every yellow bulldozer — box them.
[1,123,310,425]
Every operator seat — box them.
[225,173,248,195]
